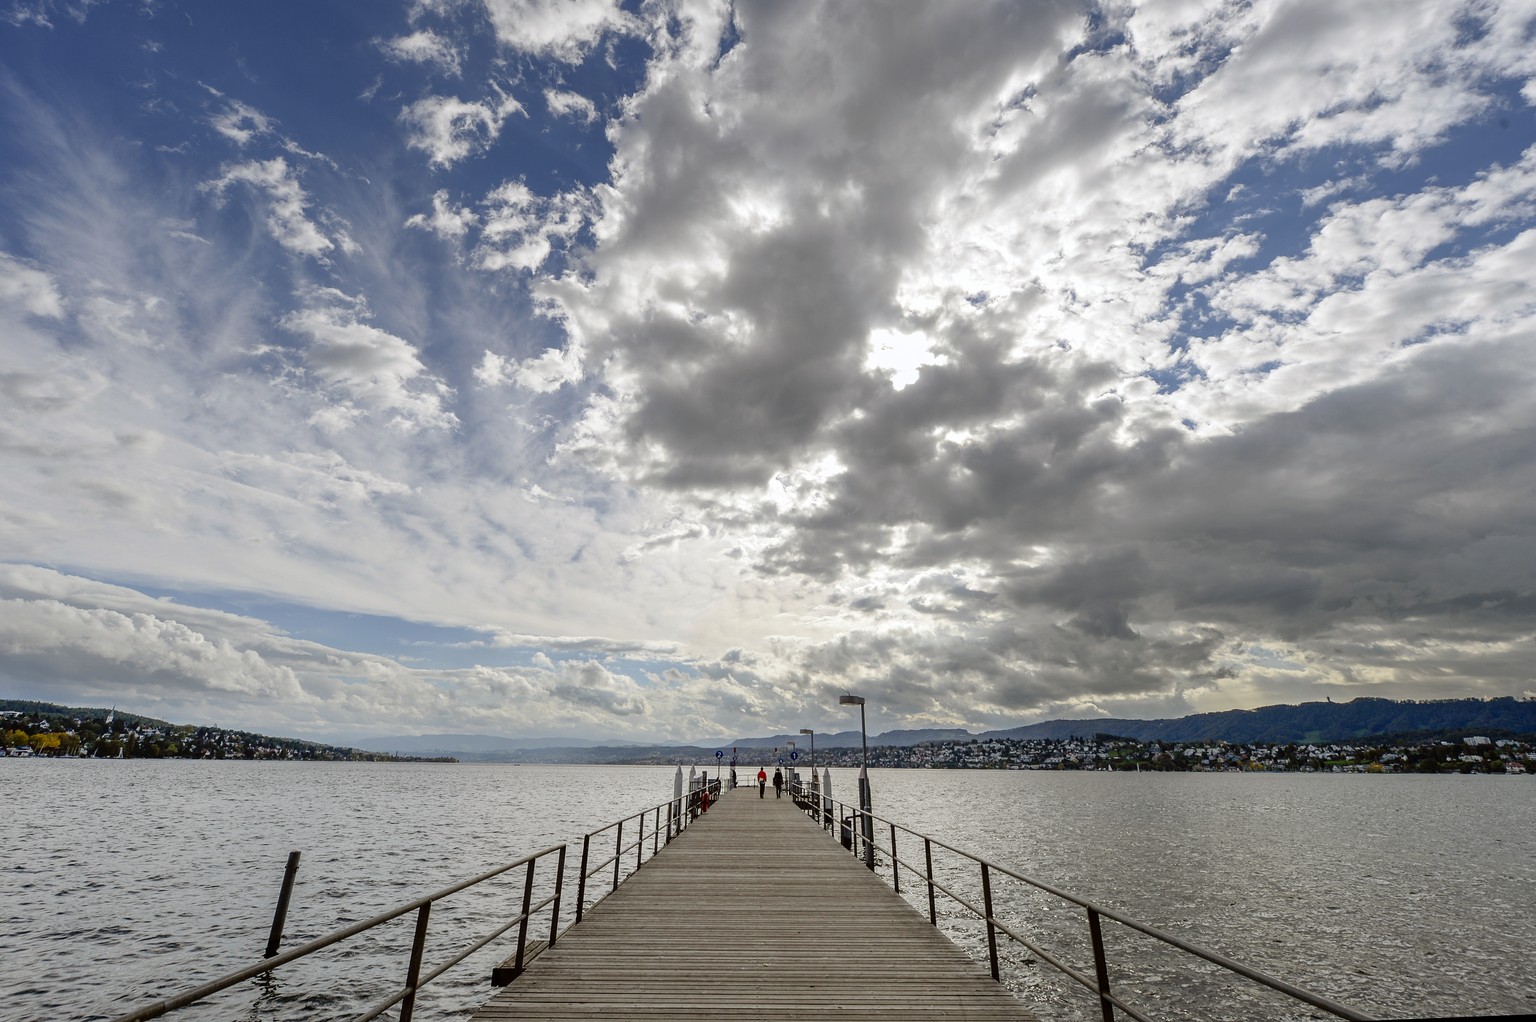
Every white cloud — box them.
[203,158,334,257]
[1157,0,1523,171]
[405,189,477,239]
[399,90,524,167]
[281,293,459,432]
[379,29,463,75]
[545,88,598,124]
[0,595,307,703]
[481,0,635,62]
[0,252,65,317]
[2,0,98,29]
[475,345,583,392]
[208,98,274,146]
[220,449,415,509]
[474,180,591,272]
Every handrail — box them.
[791,780,1377,1022]
[111,844,567,1022]
[574,777,722,923]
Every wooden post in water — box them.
[264,851,301,959]
[398,903,431,1022]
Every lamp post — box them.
[786,741,796,798]
[839,694,874,870]
[799,728,816,821]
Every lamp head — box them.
[838,694,865,706]
[799,728,814,735]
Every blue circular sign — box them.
[777,756,784,765]
[790,750,799,760]
[715,749,723,759]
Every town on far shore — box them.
[0,707,453,763]
[822,733,1532,774]
[4,701,1531,774]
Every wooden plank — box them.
[470,787,1037,1021]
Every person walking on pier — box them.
[772,767,784,798]
[757,767,767,798]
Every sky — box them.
[2,0,1535,745]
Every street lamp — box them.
[838,693,874,870]
[799,728,816,815]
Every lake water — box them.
[2,761,1532,1022]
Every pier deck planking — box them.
[472,786,1037,1022]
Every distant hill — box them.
[720,699,1536,753]
[976,697,1536,745]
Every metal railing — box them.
[111,844,568,1022]
[574,777,722,922]
[791,780,1378,1022]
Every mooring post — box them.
[398,903,431,1022]
[981,863,999,981]
[264,851,301,959]
[1087,908,1115,1022]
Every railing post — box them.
[980,863,999,981]
[666,800,673,844]
[513,858,536,973]
[653,806,661,855]
[576,834,591,924]
[1087,908,1115,1022]
[398,902,431,1022]
[890,822,900,894]
[613,821,623,892]
[637,812,645,872]
[549,845,566,948]
[924,837,936,925]
[264,850,301,959]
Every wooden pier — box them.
[472,785,1038,1022]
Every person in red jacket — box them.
[757,767,767,798]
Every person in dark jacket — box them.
[772,767,784,798]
